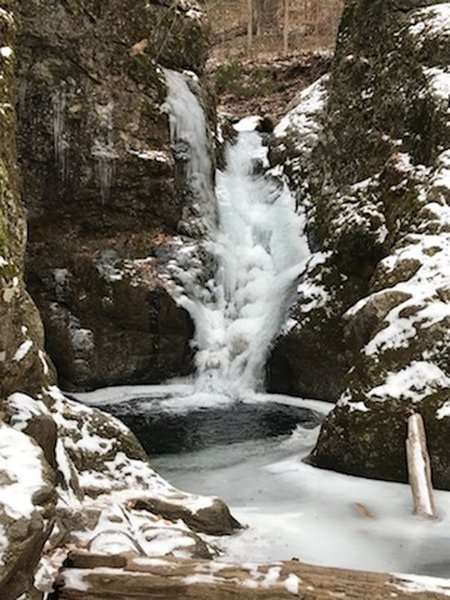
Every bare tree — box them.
[247,0,253,50]
[255,0,279,36]
[283,0,289,52]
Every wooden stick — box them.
[406,413,437,519]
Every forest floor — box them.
[207,49,332,120]
[205,0,340,119]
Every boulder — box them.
[0,423,55,600]
[271,0,450,486]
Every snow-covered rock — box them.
[272,0,450,487]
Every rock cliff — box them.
[0,9,56,595]
[270,0,450,487]
[16,0,214,391]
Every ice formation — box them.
[163,70,309,395]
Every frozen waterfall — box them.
[163,70,310,396]
[162,68,216,234]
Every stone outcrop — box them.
[0,5,53,405]
[270,0,450,487]
[267,74,352,402]
[16,0,213,391]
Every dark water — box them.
[94,397,322,455]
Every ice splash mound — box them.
[163,71,309,396]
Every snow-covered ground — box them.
[75,384,450,577]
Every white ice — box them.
[162,68,216,232]
[153,411,450,577]
[192,127,309,394]
[163,69,310,396]
[75,383,330,417]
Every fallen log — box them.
[51,551,450,599]
[214,24,248,44]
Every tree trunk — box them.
[283,0,289,52]
[54,552,450,599]
[247,0,253,51]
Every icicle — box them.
[91,101,117,202]
[162,68,216,234]
[52,89,69,181]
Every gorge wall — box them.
[0,4,240,598]
[16,0,215,391]
[271,0,450,487]
[0,7,57,596]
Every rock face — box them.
[267,74,353,402]
[0,9,239,597]
[0,11,56,597]
[270,1,450,487]
[16,0,213,390]
[0,6,53,405]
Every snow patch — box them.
[394,573,450,596]
[127,147,171,163]
[275,75,328,158]
[6,392,49,432]
[13,339,33,362]
[0,423,47,520]
[0,46,12,59]
[369,362,450,402]
[410,3,450,39]
[424,66,450,106]
[284,573,301,594]
[436,401,450,419]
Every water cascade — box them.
[163,69,310,396]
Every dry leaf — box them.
[129,39,149,57]
[353,502,376,519]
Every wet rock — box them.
[256,115,275,133]
[132,497,241,537]
[15,0,212,390]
